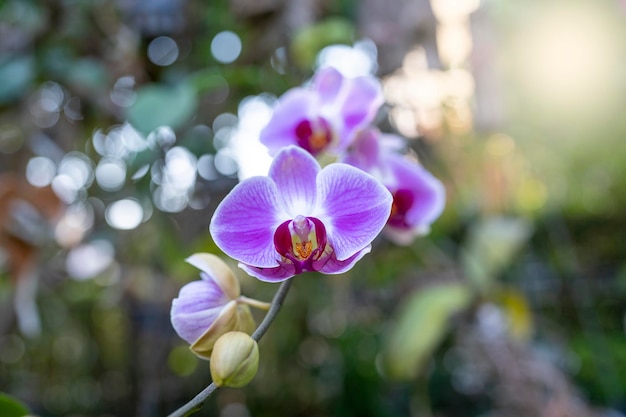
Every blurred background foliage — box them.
[1,0,626,416]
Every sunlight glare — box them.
[316,40,378,77]
[229,95,275,179]
[511,5,617,113]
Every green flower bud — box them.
[210,331,259,388]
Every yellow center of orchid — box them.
[309,131,329,152]
[295,118,334,156]
[273,215,329,273]
[295,241,313,259]
[290,215,319,261]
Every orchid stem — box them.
[251,279,292,341]
[167,279,293,417]
[167,382,218,417]
[237,296,271,311]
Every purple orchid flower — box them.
[259,67,384,158]
[343,129,446,245]
[170,253,254,358]
[209,146,393,282]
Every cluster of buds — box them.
[170,254,265,386]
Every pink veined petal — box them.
[387,155,446,229]
[340,76,384,124]
[316,163,392,261]
[312,67,344,104]
[260,89,319,155]
[185,253,240,299]
[341,128,381,171]
[171,303,226,344]
[315,245,372,274]
[209,177,285,268]
[170,280,229,344]
[335,79,383,149]
[238,262,296,282]
[268,146,320,216]
[175,280,227,311]
[199,272,229,298]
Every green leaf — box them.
[126,83,198,134]
[0,393,30,417]
[461,216,532,291]
[381,283,471,381]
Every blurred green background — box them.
[1,0,626,416]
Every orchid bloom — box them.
[170,253,255,359]
[209,146,392,282]
[260,67,384,158]
[343,129,446,245]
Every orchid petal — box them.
[189,301,255,359]
[341,128,381,171]
[269,146,320,216]
[337,76,384,136]
[239,262,296,282]
[316,163,392,260]
[313,68,384,151]
[313,67,344,104]
[260,89,318,155]
[387,155,446,229]
[185,253,240,299]
[170,280,229,344]
[315,245,372,274]
[210,177,284,268]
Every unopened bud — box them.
[186,253,240,299]
[171,253,256,359]
[210,331,259,388]
[190,301,255,359]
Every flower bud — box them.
[210,331,259,388]
[170,253,255,359]
[189,301,255,359]
[186,253,240,299]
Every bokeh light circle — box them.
[147,36,179,66]
[105,198,143,230]
[210,31,242,64]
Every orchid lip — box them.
[388,189,415,229]
[294,118,334,156]
[273,215,328,273]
